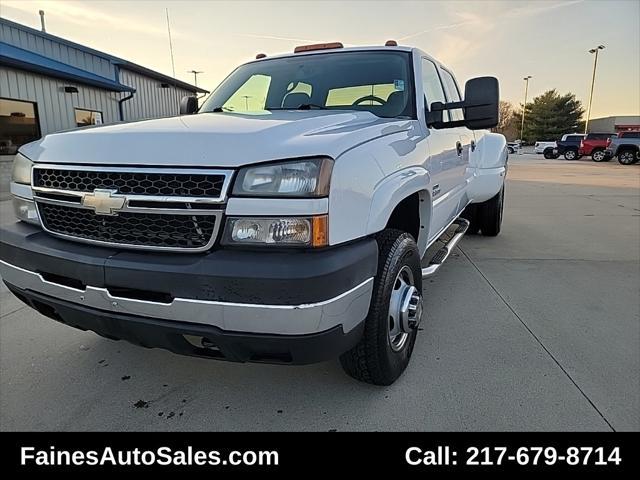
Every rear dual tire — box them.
[461,186,504,237]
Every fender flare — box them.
[366,166,432,253]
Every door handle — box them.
[456,141,463,156]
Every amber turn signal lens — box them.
[312,215,328,248]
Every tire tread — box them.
[340,229,419,385]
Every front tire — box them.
[564,149,578,160]
[591,149,606,162]
[340,229,423,385]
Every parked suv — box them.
[0,42,506,385]
[544,134,586,160]
[604,131,640,165]
[579,133,617,162]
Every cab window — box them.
[440,68,464,122]
[421,58,449,121]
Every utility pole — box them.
[241,95,251,111]
[187,70,203,88]
[585,45,605,134]
[520,75,532,146]
[165,8,176,78]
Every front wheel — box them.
[591,149,607,162]
[340,229,423,385]
[564,149,578,160]
[618,150,639,165]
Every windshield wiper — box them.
[208,106,235,113]
[297,103,329,110]
[266,104,329,111]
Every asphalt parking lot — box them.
[1,153,638,432]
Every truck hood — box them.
[20,111,412,167]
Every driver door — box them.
[421,57,463,241]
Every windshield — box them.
[200,51,415,119]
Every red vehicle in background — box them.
[579,133,617,162]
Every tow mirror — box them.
[463,77,499,130]
[180,96,198,115]
[428,76,499,130]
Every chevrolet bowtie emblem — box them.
[82,189,125,215]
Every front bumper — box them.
[4,283,365,364]
[604,149,614,158]
[0,222,377,363]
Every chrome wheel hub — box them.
[388,266,423,351]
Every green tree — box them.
[512,89,585,142]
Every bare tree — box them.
[493,101,519,140]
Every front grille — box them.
[38,203,217,250]
[34,169,225,198]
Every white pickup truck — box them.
[0,42,507,385]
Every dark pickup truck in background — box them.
[580,133,618,162]
[543,134,586,160]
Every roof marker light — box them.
[294,42,343,53]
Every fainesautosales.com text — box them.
[20,446,279,467]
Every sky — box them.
[1,0,639,118]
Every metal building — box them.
[0,17,208,196]
[587,116,640,134]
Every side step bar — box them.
[422,217,470,278]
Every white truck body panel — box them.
[16,45,506,255]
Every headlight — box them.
[11,153,33,185]
[13,197,40,225]
[233,158,333,197]
[222,216,328,247]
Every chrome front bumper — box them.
[0,259,373,335]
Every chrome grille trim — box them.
[32,189,226,214]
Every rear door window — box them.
[439,68,464,121]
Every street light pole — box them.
[187,70,203,88]
[520,75,532,146]
[585,45,605,134]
